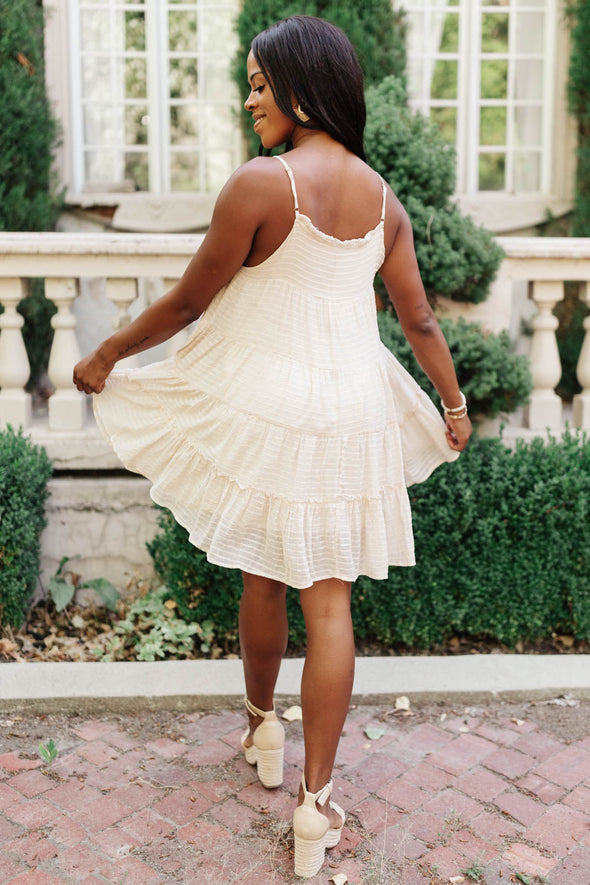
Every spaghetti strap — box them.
[379,176,387,223]
[274,155,299,214]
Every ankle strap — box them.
[244,696,273,718]
[301,773,333,806]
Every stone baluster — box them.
[524,280,564,431]
[0,278,32,429]
[106,278,140,367]
[573,282,590,430]
[46,277,86,431]
[162,278,190,356]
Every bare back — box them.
[244,145,391,268]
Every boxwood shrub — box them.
[377,312,532,420]
[148,431,590,651]
[0,427,52,628]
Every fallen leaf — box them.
[0,638,18,655]
[164,599,177,610]
[282,705,302,722]
[511,718,525,727]
[17,52,35,75]
[440,712,447,722]
[458,725,470,733]
[71,614,86,629]
[395,695,411,711]
[449,877,465,884]
[329,874,348,885]
[556,634,575,648]
[364,726,385,741]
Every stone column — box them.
[47,277,86,431]
[573,282,590,430]
[106,278,140,367]
[0,278,31,430]
[524,280,564,431]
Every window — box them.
[68,0,242,193]
[404,0,556,194]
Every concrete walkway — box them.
[1,657,590,884]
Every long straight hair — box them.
[251,16,367,162]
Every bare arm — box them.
[379,196,471,451]
[73,159,269,394]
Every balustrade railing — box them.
[0,233,589,462]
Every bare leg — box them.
[298,578,355,826]
[239,571,288,740]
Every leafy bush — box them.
[353,431,590,648]
[364,77,455,209]
[403,197,505,305]
[567,0,590,236]
[0,427,52,628]
[377,312,532,420]
[365,77,504,304]
[148,432,589,651]
[233,0,407,157]
[0,0,63,388]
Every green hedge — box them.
[377,312,532,420]
[0,427,52,628]
[148,432,590,651]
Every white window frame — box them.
[65,0,242,196]
[404,0,558,197]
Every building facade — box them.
[43,0,575,234]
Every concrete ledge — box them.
[1,655,590,713]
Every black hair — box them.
[251,15,367,162]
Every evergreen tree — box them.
[0,0,63,386]
[567,0,590,236]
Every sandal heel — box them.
[255,746,284,789]
[241,697,285,788]
[292,775,345,878]
[294,832,328,878]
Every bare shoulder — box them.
[212,156,288,222]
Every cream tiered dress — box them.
[94,156,458,588]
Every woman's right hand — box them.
[445,414,472,452]
[73,348,115,395]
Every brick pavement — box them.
[1,699,590,884]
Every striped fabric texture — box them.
[94,159,458,588]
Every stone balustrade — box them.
[1,232,590,464]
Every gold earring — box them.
[296,104,310,123]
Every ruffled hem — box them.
[93,344,457,587]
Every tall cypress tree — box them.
[0,0,63,386]
[567,0,590,236]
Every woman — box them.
[74,15,471,878]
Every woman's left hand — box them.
[445,414,472,452]
[73,349,115,395]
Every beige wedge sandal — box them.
[292,774,345,878]
[240,697,285,789]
